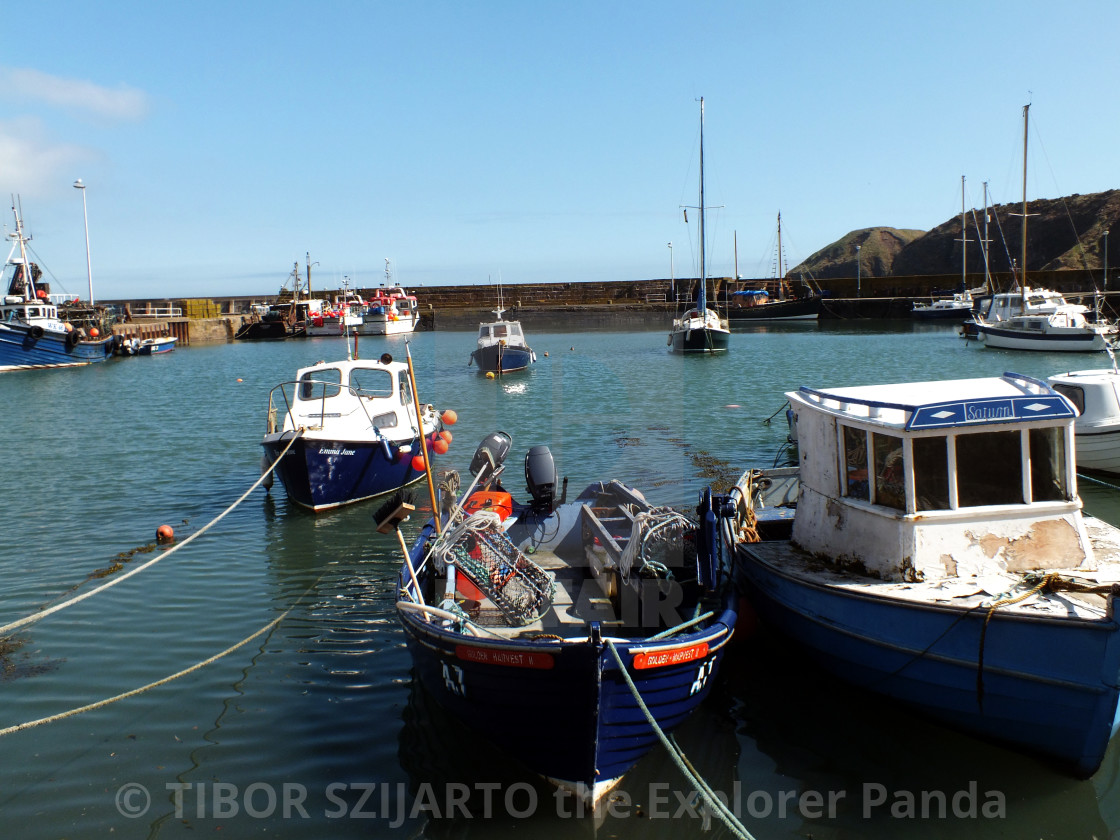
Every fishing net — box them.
[441,513,555,625]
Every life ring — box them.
[65,330,80,349]
[28,325,44,340]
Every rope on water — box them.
[0,430,306,638]
[0,581,316,737]
[605,639,755,840]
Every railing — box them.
[128,304,183,318]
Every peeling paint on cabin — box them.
[941,554,958,577]
[976,534,1010,559]
[1002,519,1084,571]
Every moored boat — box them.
[261,349,451,510]
[393,433,738,807]
[0,201,116,372]
[668,97,730,353]
[729,371,1120,778]
[359,261,421,335]
[1049,365,1120,475]
[729,213,822,323]
[912,292,975,319]
[469,307,535,374]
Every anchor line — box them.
[0,429,306,638]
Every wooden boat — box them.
[0,201,116,371]
[393,433,737,807]
[1049,365,1120,475]
[668,98,730,353]
[730,371,1120,778]
[261,350,450,510]
[729,214,822,323]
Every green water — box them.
[0,321,1117,838]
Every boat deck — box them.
[741,516,1120,622]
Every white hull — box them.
[1074,425,1120,475]
[979,327,1112,352]
[359,314,419,335]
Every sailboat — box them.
[976,105,1117,351]
[913,177,979,320]
[668,98,731,353]
[728,213,822,322]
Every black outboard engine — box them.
[524,445,557,513]
[469,431,513,485]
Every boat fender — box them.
[380,438,393,461]
[260,454,274,491]
[65,329,80,349]
[28,325,44,339]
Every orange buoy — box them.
[89,327,100,337]
[237,378,243,382]
[411,455,427,472]
[441,409,458,426]
[432,438,449,455]
[439,430,452,444]
[156,524,175,544]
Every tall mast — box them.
[1021,103,1029,298]
[777,212,786,299]
[306,251,312,300]
[982,181,991,293]
[698,96,707,317]
[957,175,968,293]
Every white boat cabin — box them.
[268,357,426,442]
[979,288,1075,323]
[786,372,1091,583]
[477,317,527,348]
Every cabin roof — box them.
[790,372,1075,432]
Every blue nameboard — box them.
[906,395,1074,430]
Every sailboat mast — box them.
[983,181,991,293]
[1021,103,1029,298]
[698,96,706,317]
[961,175,967,292]
[11,202,33,301]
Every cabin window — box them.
[912,437,950,511]
[956,431,1023,507]
[479,326,491,339]
[1051,383,1084,416]
[369,411,398,429]
[349,368,393,398]
[494,324,508,338]
[842,425,869,501]
[299,368,341,400]
[1030,427,1068,502]
[871,433,905,510]
[398,371,412,406]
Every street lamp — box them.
[856,245,862,298]
[668,242,674,300]
[73,179,93,305]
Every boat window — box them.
[842,425,869,501]
[399,371,412,406]
[1051,383,1085,416]
[912,437,950,511]
[349,368,393,398]
[1029,427,1068,502]
[494,324,508,338]
[299,368,341,400]
[956,431,1023,507]
[478,326,491,339]
[369,411,398,429]
[871,433,905,510]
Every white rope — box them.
[0,594,306,737]
[0,430,305,637]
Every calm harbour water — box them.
[1,320,1118,839]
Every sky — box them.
[3,0,1120,300]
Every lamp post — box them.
[668,242,675,300]
[73,179,93,305]
[856,245,862,298]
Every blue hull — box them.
[0,324,114,371]
[399,588,735,794]
[470,343,534,374]
[261,435,424,510]
[737,544,1120,777]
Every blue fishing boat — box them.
[0,202,116,372]
[392,433,738,807]
[261,351,450,510]
[730,371,1120,778]
[469,306,535,374]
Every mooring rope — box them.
[0,430,305,638]
[605,639,755,840]
[0,580,317,737]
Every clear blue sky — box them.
[4,0,1119,300]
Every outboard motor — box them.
[524,445,557,513]
[469,431,512,485]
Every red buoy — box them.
[439,430,453,444]
[156,524,175,544]
[411,455,427,472]
[432,439,449,455]
[441,409,458,426]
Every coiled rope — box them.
[0,430,305,638]
[605,639,755,840]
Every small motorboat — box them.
[469,308,535,374]
[729,371,1120,778]
[120,335,177,355]
[1049,365,1120,475]
[261,351,452,511]
[392,432,738,807]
